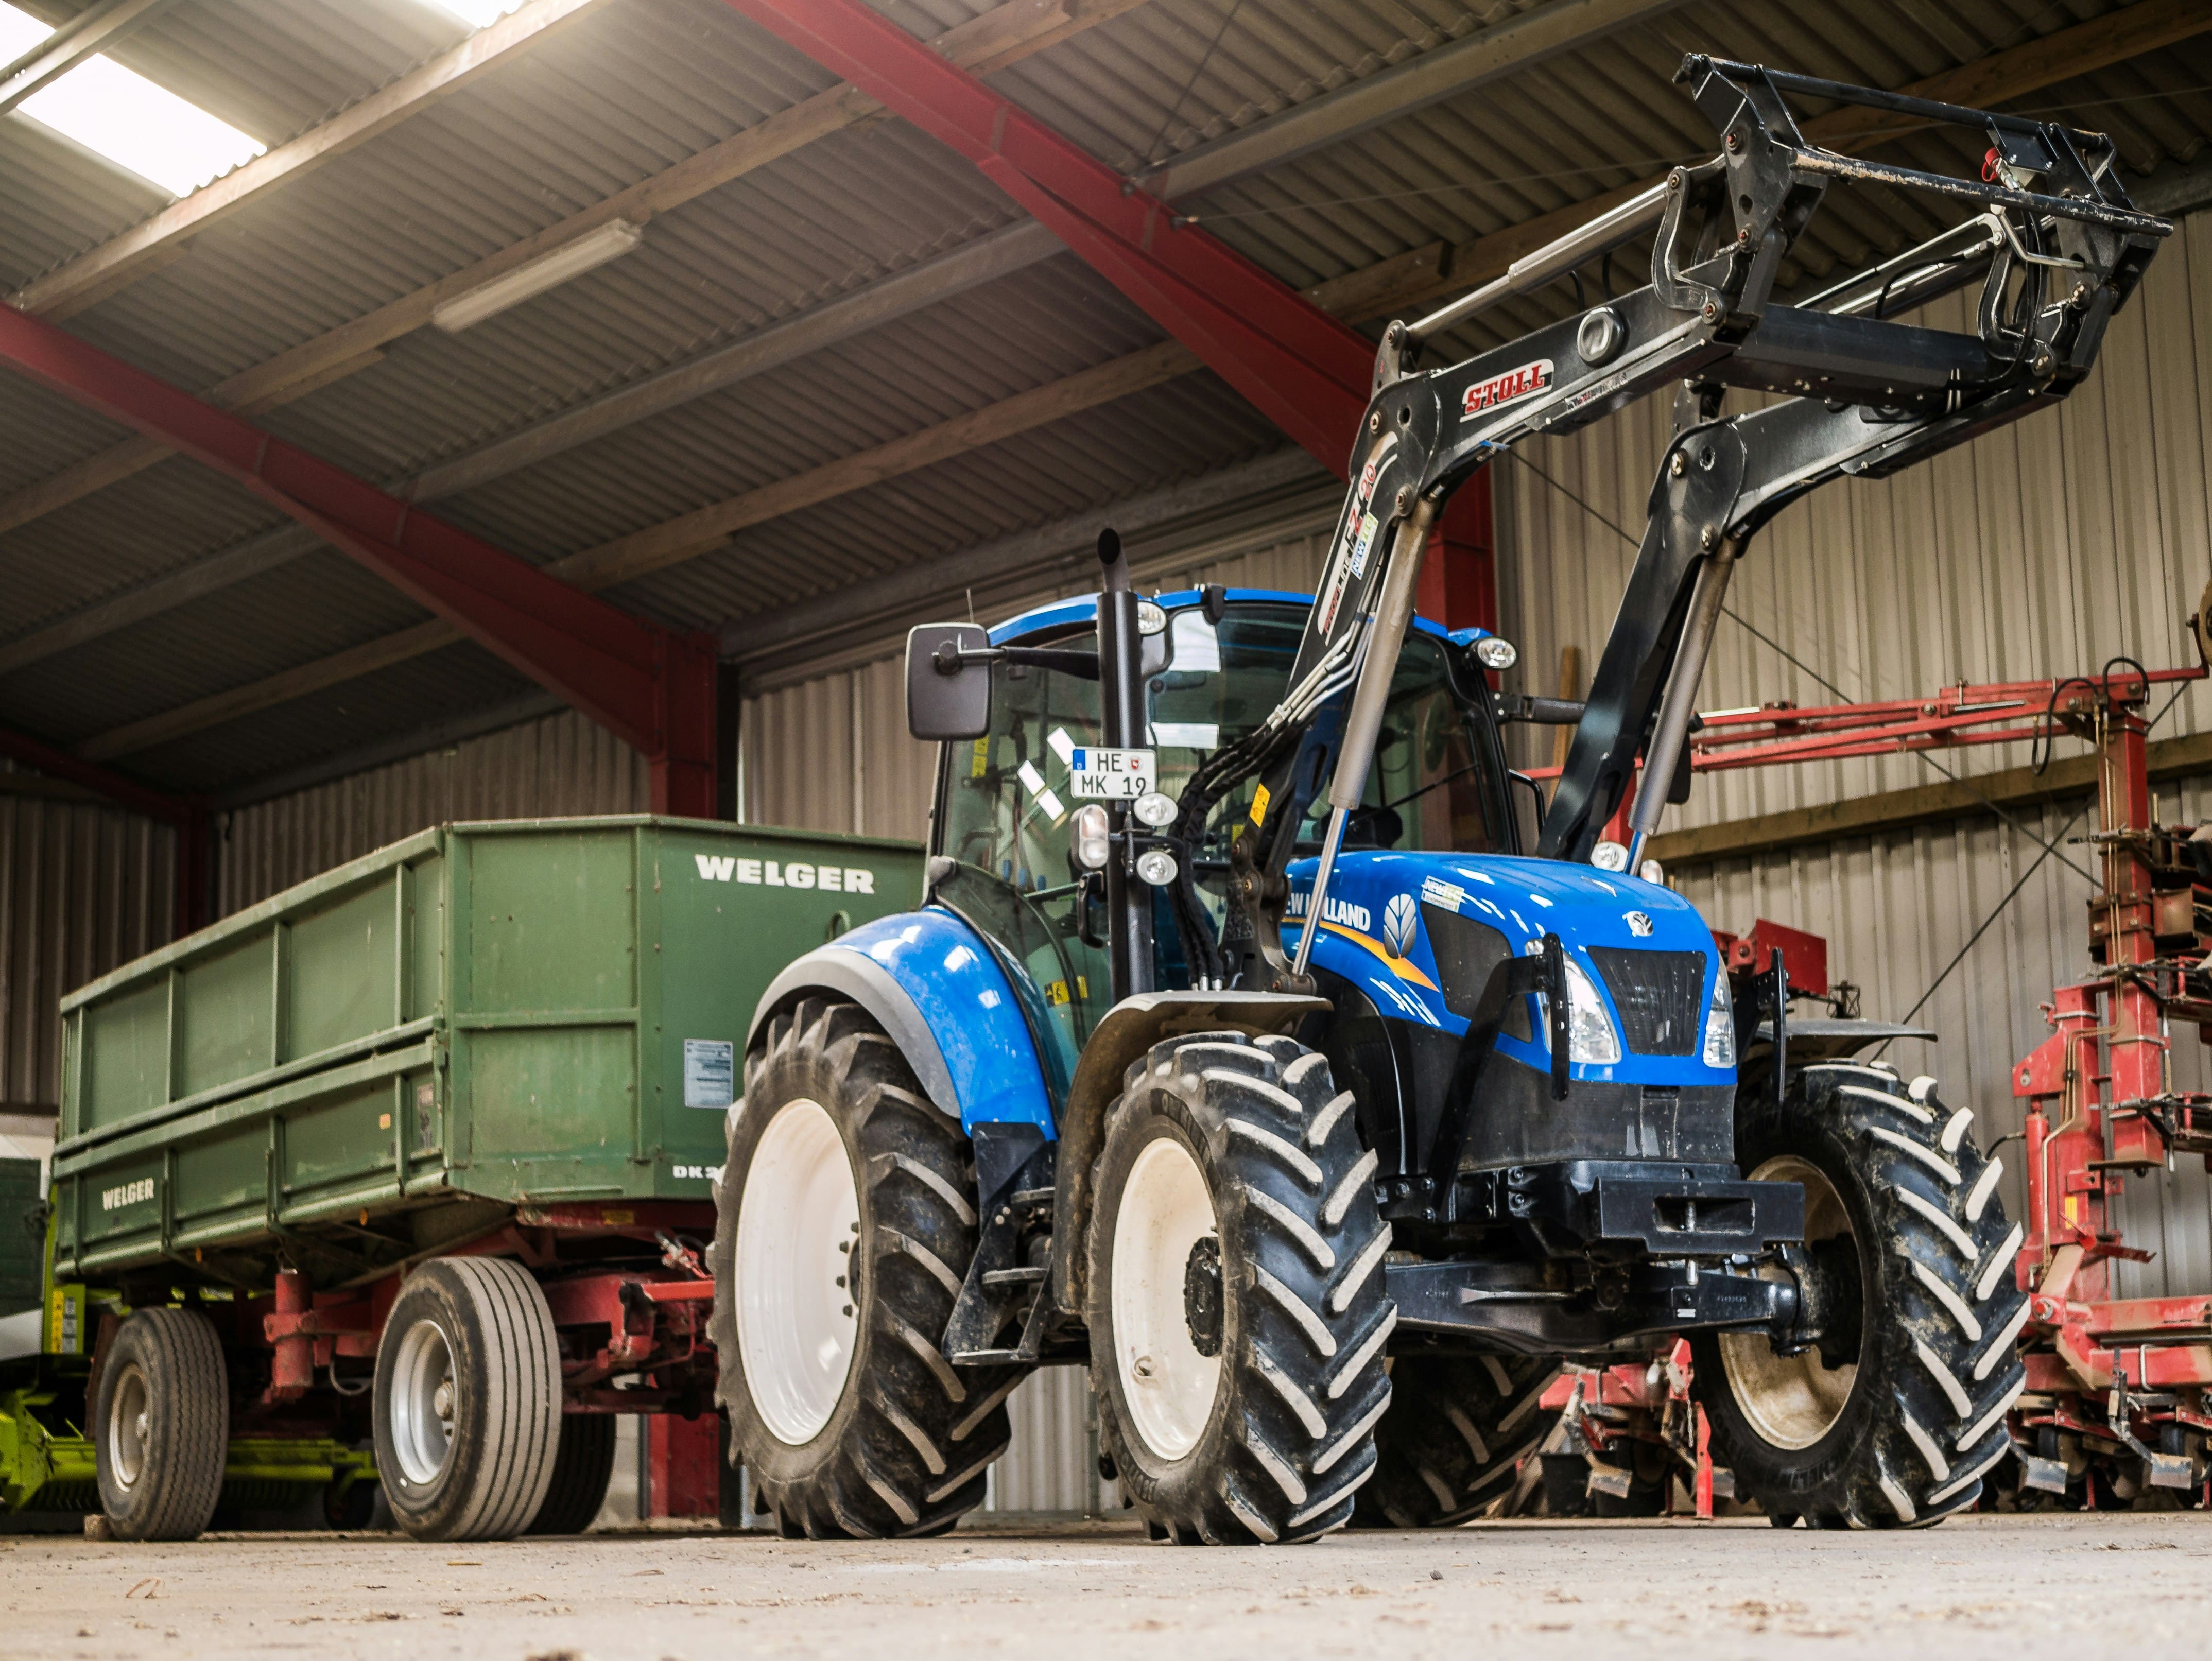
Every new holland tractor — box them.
[708,57,2164,1542]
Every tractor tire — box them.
[372,1257,562,1542]
[1352,1354,1557,1527]
[1691,1063,2029,1528]
[526,1413,617,1534]
[94,1306,229,1542]
[711,998,1023,1538]
[1087,1031,1393,1544]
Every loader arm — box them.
[1196,54,2167,985]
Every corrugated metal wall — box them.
[216,706,650,911]
[0,777,175,1113]
[1498,214,2212,1300]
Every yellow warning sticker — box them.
[969,737,990,778]
[1250,784,1271,827]
[1046,980,1070,1006]
[1076,975,1089,1000]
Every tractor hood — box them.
[1287,850,1731,1090]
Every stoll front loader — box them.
[710,58,2165,1542]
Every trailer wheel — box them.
[712,998,1023,1538]
[94,1306,229,1541]
[1351,1354,1557,1527]
[1691,1065,2029,1528]
[525,1413,617,1535]
[1087,1031,1393,1544]
[372,1257,562,1542]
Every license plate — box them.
[1068,746,1155,799]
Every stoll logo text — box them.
[1285,891,1372,933]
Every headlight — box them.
[1535,950,1622,1066]
[1703,971,1736,1068]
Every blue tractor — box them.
[708,58,2157,1541]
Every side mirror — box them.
[1508,771,1545,855]
[906,623,992,740]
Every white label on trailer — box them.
[683,1039,735,1109]
[1068,747,1155,799]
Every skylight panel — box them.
[0,2,264,198]
[429,1,527,27]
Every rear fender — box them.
[1049,991,1327,1316]
[748,910,1053,1137]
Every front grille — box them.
[1421,904,1527,1039]
[1588,947,1705,1057]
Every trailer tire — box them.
[1351,1354,1557,1527]
[1088,1031,1393,1545]
[1691,1065,2028,1528]
[372,1257,561,1542]
[525,1413,617,1535]
[94,1306,229,1542]
[712,998,1022,1538]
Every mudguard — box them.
[748,909,1055,1137]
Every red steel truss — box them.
[0,306,720,818]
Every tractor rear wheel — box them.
[1352,1353,1557,1527]
[1087,1031,1393,1544]
[1691,1064,2028,1527]
[711,998,1023,1538]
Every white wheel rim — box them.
[108,1363,149,1490]
[388,1316,457,1486]
[737,1097,862,1446]
[1111,1132,1222,1461]
[1718,1154,1859,1450]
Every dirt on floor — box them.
[3,1510,2208,1661]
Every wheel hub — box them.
[1183,1235,1223,1358]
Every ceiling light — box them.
[430,219,645,333]
[0,3,263,197]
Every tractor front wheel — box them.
[1691,1064,2028,1527]
[1087,1031,1393,1544]
[711,998,1023,1538]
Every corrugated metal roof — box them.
[2,0,2206,795]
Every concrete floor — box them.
[5,1512,2208,1661]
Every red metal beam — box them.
[0,307,719,817]
[717,0,1376,475]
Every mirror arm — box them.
[932,643,1101,680]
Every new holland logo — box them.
[1382,892,1419,958]
[1624,910,1654,937]
[1460,357,1553,419]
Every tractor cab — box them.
[928,587,1518,1091]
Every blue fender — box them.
[748,909,1056,1138]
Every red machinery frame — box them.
[1618,648,2212,1504]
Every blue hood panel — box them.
[1286,851,1730,1089]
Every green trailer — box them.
[15,816,920,1543]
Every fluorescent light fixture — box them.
[431,218,645,333]
[0,2,263,197]
[428,1,526,28]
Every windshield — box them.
[932,600,1510,1085]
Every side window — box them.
[935,642,1113,1086]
